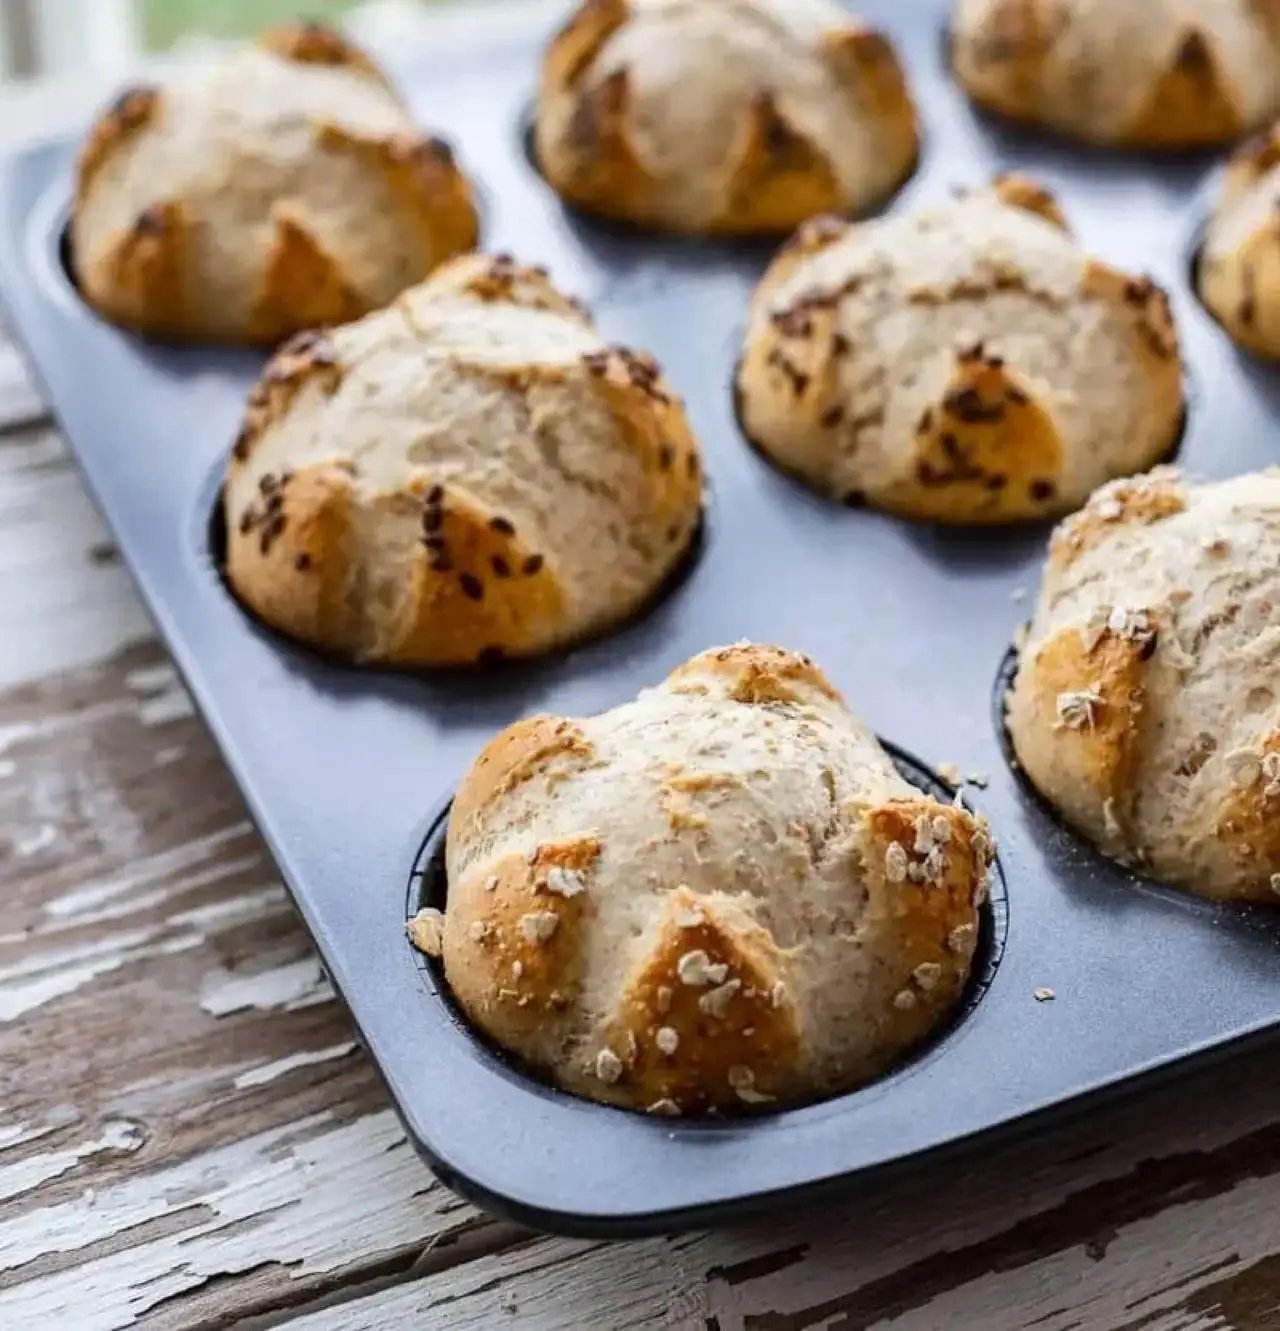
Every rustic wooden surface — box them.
[2,7,1280,1327]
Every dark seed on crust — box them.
[832,333,851,356]
[658,444,674,470]
[918,408,933,434]
[259,474,279,494]
[459,572,484,600]
[489,515,516,535]
[687,454,699,479]
[523,554,544,576]
[430,554,453,573]
[492,555,511,578]
[295,553,312,571]
[1030,479,1057,501]
[238,510,254,535]
[423,508,444,533]
[426,484,444,506]
[821,405,844,429]
[422,534,446,551]
[666,523,680,542]
[985,474,1008,491]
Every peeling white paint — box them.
[137,689,195,728]
[0,1119,145,1204]
[123,665,178,694]
[0,1110,452,1330]
[44,823,254,918]
[233,1042,357,1090]
[199,957,333,1018]
[12,823,56,857]
[151,745,185,768]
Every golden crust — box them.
[898,342,1066,523]
[592,887,803,1114]
[536,0,916,235]
[737,184,1184,523]
[257,21,387,83]
[313,123,479,271]
[1009,624,1154,852]
[666,643,843,706]
[450,716,597,850]
[232,330,344,463]
[249,210,366,344]
[1049,469,1188,572]
[1125,29,1242,147]
[444,839,600,1061]
[75,86,160,203]
[1213,731,1280,896]
[1199,127,1280,358]
[386,485,569,668]
[83,199,189,336]
[223,464,357,655]
[224,264,703,669]
[73,31,477,344]
[538,66,659,227]
[424,253,591,320]
[821,24,919,191]
[990,172,1069,231]
[953,1,1276,148]
[716,93,844,236]
[432,643,992,1113]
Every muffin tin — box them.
[1,0,1278,1237]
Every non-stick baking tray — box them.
[2,0,1279,1238]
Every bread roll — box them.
[1007,468,1280,903]
[534,0,918,235]
[412,644,994,1115]
[1199,122,1280,357]
[951,0,1280,148]
[73,23,478,343]
[223,255,703,667]
[735,178,1185,523]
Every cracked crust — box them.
[735,180,1185,522]
[952,0,1280,148]
[1009,469,1280,901]
[1199,123,1280,358]
[535,0,918,235]
[72,25,477,344]
[223,256,703,668]
[429,643,992,1114]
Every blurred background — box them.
[0,0,459,80]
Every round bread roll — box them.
[534,0,919,236]
[735,178,1185,523]
[223,254,703,667]
[951,0,1280,148]
[1007,468,1280,904]
[410,644,994,1116]
[73,23,479,344]
[1199,123,1280,356]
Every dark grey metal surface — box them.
[0,1,1277,1237]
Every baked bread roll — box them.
[534,0,918,236]
[223,255,703,667]
[735,178,1185,523]
[951,0,1280,148]
[1007,468,1280,904]
[1199,123,1280,356]
[411,644,994,1115]
[73,23,478,343]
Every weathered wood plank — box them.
[0,641,503,1329]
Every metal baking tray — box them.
[2,0,1278,1238]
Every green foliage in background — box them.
[142,0,366,50]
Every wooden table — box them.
[2,8,1280,1327]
